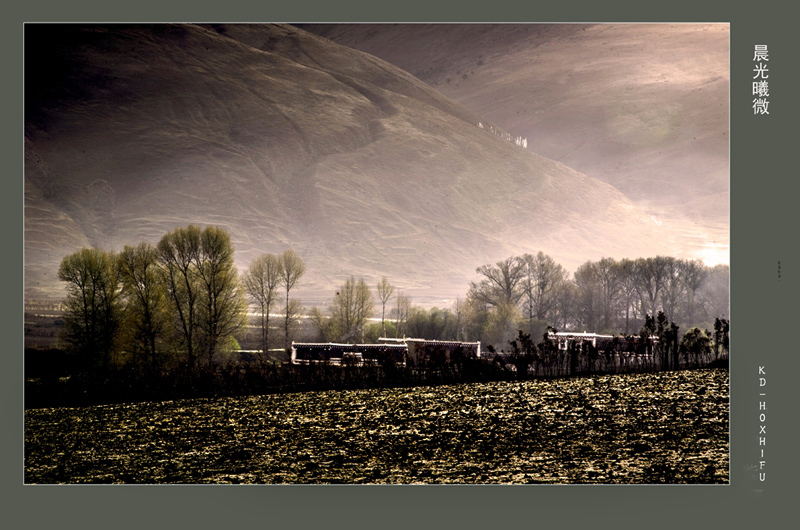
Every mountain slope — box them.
[299,23,730,263]
[25,23,672,303]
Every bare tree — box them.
[635,256,670,318]
[594,257,622,332]
[700,264,729,322]
[309,306,336,342]
[394,292,412,338]
[452,297,466,341]
[285,298,304,348]
[574,261,601,332]
[468,256,526,308]
[278,249,306,352]
[243,254,281,364]
[376,277,394,337]
[617,258,639,334]
[520,251,568,323]
[330,276,375,342]
[552,280,577,332]
[680,259,708,326]
[658,257,685,323]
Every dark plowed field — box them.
[25,369,728,484]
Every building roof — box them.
[378,337,480,346]
[292,342,407,350]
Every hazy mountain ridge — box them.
[25,23,672,303]
[298,23,730,260]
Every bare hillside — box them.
[300,23,730,266]
[25,23,673,304]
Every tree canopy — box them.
[58,247,122,373]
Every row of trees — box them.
[309,277,391,343]
[60,233,729,373]
[58,225,306,375]
[241,250,306,365]
[303,252,729,355]
[308,279,466,345]
[461,253,729,349]
[48,239,729,406]
[308,276,421,344]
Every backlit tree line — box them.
[50,235,730,406]
[58,225,306,375]
[460,252,729,350]
[309,276,405,344]
[59,227,729,375]
[305,252,729,355]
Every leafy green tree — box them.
[484,302,521,350]
[309,306,336,342]
[406,307,457,341]
[196,226,247,365]
[118,242,168,371]
[458,293,489,342]
[157,225,246,367]
[58,247,122,373]
[452,297,467,341]
[364,321,393,344]
[157,225,203,367]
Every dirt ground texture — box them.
[24,368,728,484]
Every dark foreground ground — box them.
[24,368,728,484]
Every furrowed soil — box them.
[25,368,728,484]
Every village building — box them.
[290,342,408,366]
[291,338,481,367]
[378,337,481,364]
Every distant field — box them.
[25,368,728,484]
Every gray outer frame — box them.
[6,1,797,529]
